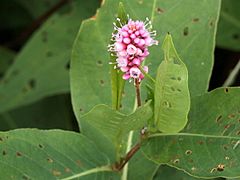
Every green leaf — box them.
[185,87,240,137]
[110,2,128,110]
[216,0,240,51]
[80,102,153,160]
[0,129,118,179]
[71,0,221,124]
[153,165,222,180]
[0,0,100,113]
[0,94,75,131]
[154,34,190,133]
[0,47,15,79]
[143,88,240,178]
[142,133,240,178]
[14,0,59,19]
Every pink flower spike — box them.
[130,34,136,39]
[135,31,140,36]
[109,17,158,82]
[145,37,152,46]
[134,38,140,44]
[136,48,143,56]
[132,58,141,66]
[138,39,145,46]
[139,29,145,35]
[127,44,137,55]
[123,73,130,80]
[123,38,131,44]
[130,67,141,79]
[139,73,144,80]
[117,57,128,67]
[120,66,129,72]
[115,42,125,51]
[122,31,129,37]
[143,66,149,73]
[118,50,127,57]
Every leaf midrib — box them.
[149,132,240,140]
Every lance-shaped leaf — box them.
[0,94,75,131]
[142,133,240,178]
[154,34,190,133]
[0,0,99,113]
[80,102,153,160]
[0,129,118,179]
[110,2,128,110]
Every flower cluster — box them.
[108,17,158,82]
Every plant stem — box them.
[134,79,141,107]
[114,142,141,171]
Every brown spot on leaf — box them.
[197,140,204,145]
[192,18,199,22]
[216,115,222,123]
[28,79,36,89]
[76,160,82,167]
[38,144,44,148]
[209,20,215,27]
[224,88,229,93]
[188,159,193,163]
[224,124,231,129]
[16,152,22,157]
[183,27,189,36]
[173,159,180,164]
[2,150,7,156]
[52,169,61,176]
[185,150,192,155]
[47,158,53,163]
[0,137,3,141]
[65,61,70,70]
[223,144,229,150]
[228,114,235,119]
[65,168,71,173]
[217,164,225,171]
[100,80,104,86]
[156,7,164,14]
[97,60,103,66]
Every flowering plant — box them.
[0,0,239,180]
